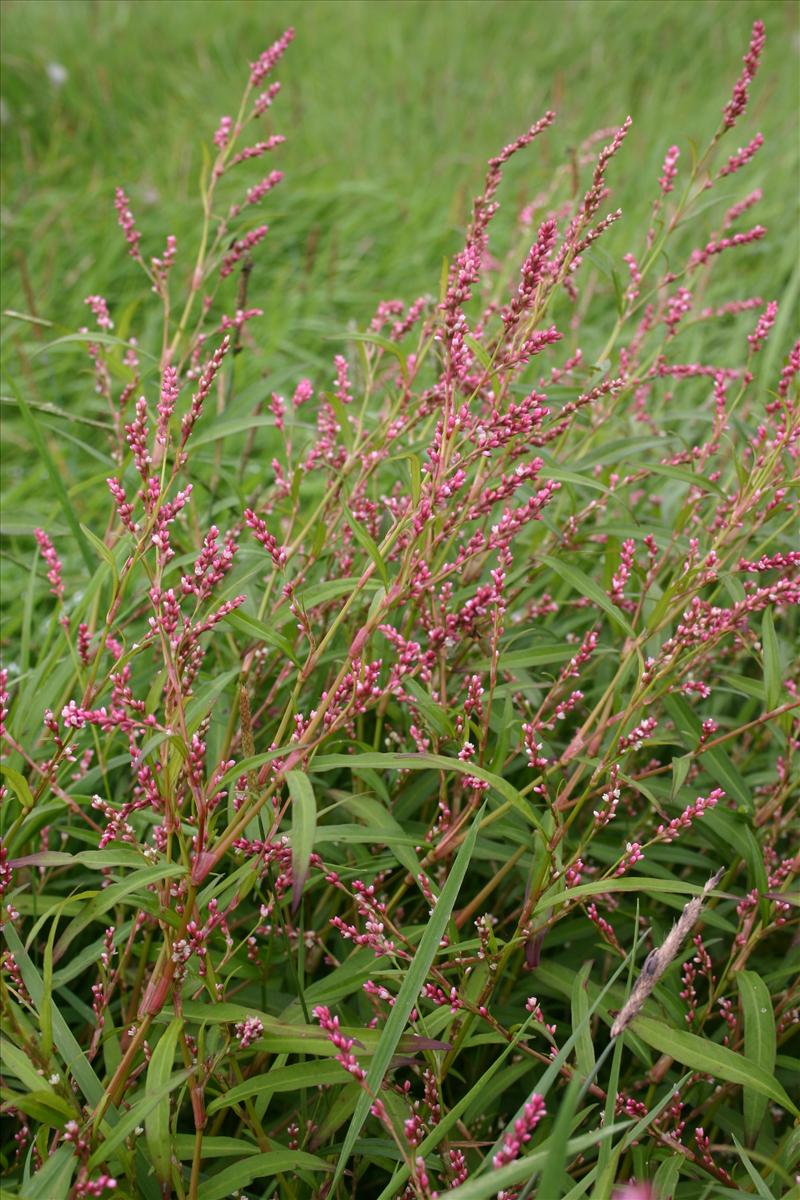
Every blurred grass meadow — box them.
[1,0,796,633]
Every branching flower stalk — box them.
[1,18,797,1200]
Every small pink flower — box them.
[234,1015,263,1048]
[658,145,679,194]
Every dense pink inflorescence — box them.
[6,18,797,1197]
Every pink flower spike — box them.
[245,169,284,207]
[312,1004,366,1082]
[34,529,63,600]
[688,224,766,270]
[493,1093,546,1168]
[106,477,137,534]
[151,234,176,284]
[234,1015,263,1048]
[292,379,313,408]
[250,27,295,88]
[156,366,180,445]
[658,145,679,195]
[244,509,287,568]
[114,187,142,261]
[213,115,233,150]
[125,396,151,480]
[334,355,353,405]
[777,338,800,398]
[84,294,114,331]
[723,20,766,129]
[747,300,778,353]
[254,81,281,117]
[180,337,230,448]
[220,226,269,279]
[718,131,764,178]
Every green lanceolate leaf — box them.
[737,970,777,1143]
[761,607,781,712]
[287,768,317,911]
[333,804,485,1185]
[540,554,635,637]
[313,751,547,835]
[144,1017,183,1184]
[19,1145,76,1199]
[0,763,34,809]
[207,1059,346,1115]
[342,502,390,586]
[197,1150,332,1200]
[629,1015,795,1115]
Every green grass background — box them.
[3,0,797,334]
[1,0,798,623]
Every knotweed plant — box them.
[1,20,798,1200]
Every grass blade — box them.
[19,1144,76,1200]
[333,803,485,1185]
[737,970,777,1143]
[144,1017,183,1185]
[629,1014,795,1115]
[6,372,95,573]
[197,1150,332,1200]
[287,768,317,912]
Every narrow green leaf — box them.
[207,1059,346,1115]
[190,413,278,447]
[541,554,635,637]
[19,1145,76,1200]
[0,763,34,809]
[2,923,112,1116]
[79,523,117,575]
[342,504,389,586]
[732,1134,778,1200]
[539,466,609,494]
[488,644,577,671]
[761,608,781,711]
[287,769,317,912]
[340,792,420,878]
[445,1124,630,1200]
[537,1074,585,1199]
[345,330,408,376]
[737,970,776,1143]
[53,863,185,961]
[595,1025,625,1195]
[144,1018,183,1184]
[0,1040,57,1094]
[18,1137,76,1195]
[7,372,95,573]
[535,874,715,914]
[644,462,723,495]
[570,962,595,1080]
[670,753,692,798]
[629,1015,796,1115]
[313,751,546,836]
[652,1153,683,1200]
[333,804,485,1184]
[299,576,381,607]
[0,1087,75,1127]
[173,1135,260,1160]
[31,331,156,359]
[87,1069,191,1172]
[197,1150,332,1200]
[222,608,299,665]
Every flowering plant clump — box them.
[1,19,798,1200]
